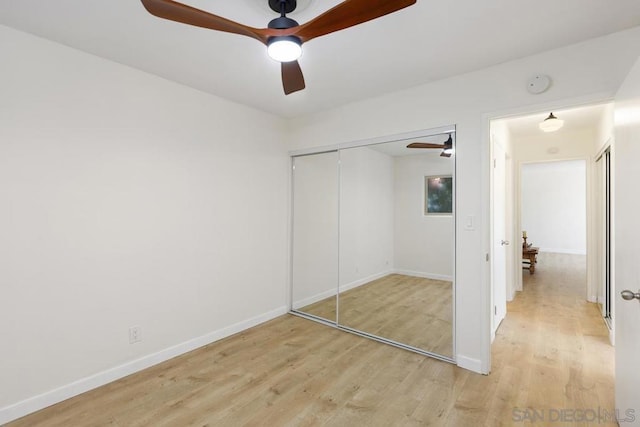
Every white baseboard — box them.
[539,248,587,255]
[292,288,336,309]
[456,354,484,374]
[0,305,288,425]
[292,270,452,310]
[292,271,395,309]
[394,269,453,282]
[609,327,615,347]
[339,270,394,292]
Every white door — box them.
[614,57,640,425]
[492,139,508,338]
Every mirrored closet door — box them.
[338,137,455,359]
[291,128,455,361]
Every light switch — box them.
[464,215,475,231]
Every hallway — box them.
[492,252,615,425]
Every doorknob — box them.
[621,290,640,301]
[501,240,510,246]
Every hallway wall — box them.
[521,160,587,254]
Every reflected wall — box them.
[291,152,339,322]
[291,130,455,360]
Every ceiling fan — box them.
[140,0,417,95]
[407,134,454,157]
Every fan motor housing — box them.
[269,0,297,14]
[268,16,299,29]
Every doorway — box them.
[490,103,613,318]
[521,159,587,260]
[487,103,617,416]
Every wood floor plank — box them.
[8,253,614,427]
[300,274,454,357]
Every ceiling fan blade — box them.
[407,143,446,149]
[440,151,452,158]
[140,0,269,44]
[294,0,417,43]
[282,61,306,95]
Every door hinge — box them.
[486,253,490,262]
[493,159,496,168]
[495,306,497,315]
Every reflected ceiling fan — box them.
[140,0,417,95]
[407,134,454,157]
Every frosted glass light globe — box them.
[267,37,302,62]
[539,113,564,132]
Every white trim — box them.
[339,270,395,292]
[0,306,288,425]
[393,269,453,282]
[595,137,613,161]
[292,289,336,309]
[609,327,615,347]
[289,125,456,157]
[456,354,485,374]
[293,269,452,310]
[538,248,587,255]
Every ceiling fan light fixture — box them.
[539,112,564,132]
[140,0,418,94]
[267,36,302,62]
[440,134,454,157]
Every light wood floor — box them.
[9,253,614,426]
[299,274,453,357]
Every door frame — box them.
[481,93,613,373]
[514,156,592,295]
[594,141,615,346]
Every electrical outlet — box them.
[129,326,142,344]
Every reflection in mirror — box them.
[338,134,454,358]
[291,152,339,322]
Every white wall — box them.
[0,25,289,422]
[287,27,640,373]
[521,161,587,254]
[339,147,394,290]
[394,154,454,280]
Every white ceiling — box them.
[1,0,640,118]
[499,103,610,139]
